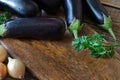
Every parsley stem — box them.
[112,43,120,47]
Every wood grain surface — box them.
[0,0,120,80]
[101,0,120,8]
[1,25,120,80]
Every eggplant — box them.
[0,0,40,17]
[63,0,83,39]
[63,0,83,25]
[83,0,116,41]
[0,4,4,11]
[62,0,85,52]
[33,0,62,14]
[63,0,74,26]
[71,0,83,24]
[0,17,66,40]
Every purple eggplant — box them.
[33,0,62,14]
[0,17,66,40]
[62,0,85,52]
[0,0,40,17]
[83,0,116,41]
[63,0,83,39]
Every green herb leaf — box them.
[73,33,116,58]
[72,36,88,51]
[0,12,11,25]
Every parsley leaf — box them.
[0,12,11,25]
[72,36,88,51]
[72,33,116,58]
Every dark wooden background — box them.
[0,0,120,80]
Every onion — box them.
[0,45,7,62]
[0,63,7,80]
[7,57,25,79]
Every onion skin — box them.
[0,45,7,62]
[0,63,7,80]
[7,57,25,79]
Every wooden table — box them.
[0,0,120,80]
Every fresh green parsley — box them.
[72,33,116,58]
[0,12,11,25]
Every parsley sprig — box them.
[67,18,116,58]
[72,33,117,58]
[0,12,11,25]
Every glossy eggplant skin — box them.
[71,0,83,23]
[83,0,116,41]
[4,17,66,40]
[33,0,62,14]
[63,0,83,26]
[0,4,4,11]
[0,0,40,17]
[83,0,108,24]
[63,0,74,26]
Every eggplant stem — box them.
[73,30,78,39]
[101,15,116,41]
[0,24,6,37]
[68,19,83,39]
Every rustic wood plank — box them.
[100,0,120,8]
[1,24,120,80]
[0,0,120,80]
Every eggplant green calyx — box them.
[72,33,117,58]
[0,24,6,37]
[68,18,83,52]
[0,12,11,37]
[101,14,116,41]
[68,18,83,39]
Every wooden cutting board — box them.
[101,0,120,8]
[0,1,120,80]
[1,24,120,80]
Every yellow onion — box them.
[7,57,25,79]
[0,45,7,62]
[0,63,7,80]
